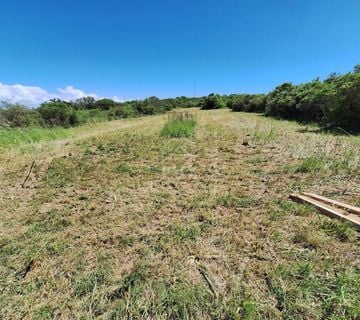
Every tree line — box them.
[201,64,360,133]
[1,64,360,132]
[0,96,201,129]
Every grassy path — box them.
[0,109,359,319]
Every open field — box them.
[0,109,359,319]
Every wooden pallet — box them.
[289,193,360,229]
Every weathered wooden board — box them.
[289,194,360,229]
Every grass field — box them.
[0,109,359,319]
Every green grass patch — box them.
[320,220,356,241]
[161,112,197,138]
[296,156,326,173]
[217,193,253,208]
[0,127,71,149]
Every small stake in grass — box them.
[21,161,35,188]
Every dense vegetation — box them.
[1,64,360,133]
[227,64,360,133]
[200,93,226,110]
[0,96,202,129]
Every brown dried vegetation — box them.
[0,109,359,319]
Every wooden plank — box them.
[289,194,360,229]
[303,193,360,216]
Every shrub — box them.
[244,94,267,113]
[135,103,162,115]
[74,96,97,110]
[201,94,226,110]
[161,112,197,138]
[77,109,109,123]
[95,98,116,110]
[1,105,40,127]
[324,72,360,133]
[293,80,330,123]
[108,104,137,119]
[228,94,267,113]
[38,100,79,127]
[265,83,298,119]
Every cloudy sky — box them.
[1,0,360,107]
[0,83,119,107]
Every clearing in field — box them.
[0,109,359,319]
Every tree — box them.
[265,83,298,119]
[1,104,39,127]
[38,99,79,127]
[74,96,96,109]
[201,94,226,110]
[95,98,116,110]
[324,72,360,132]
[325,72,340,83]
[108,104,137,119]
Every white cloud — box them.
[57,86,99,101]
[111,96,121,102]
[0,83,104,107]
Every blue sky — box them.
[0,0,359,105]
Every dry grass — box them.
[0,109,359,319]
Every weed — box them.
[296,156,326,173]
[33,305,54,320]
[161,112,197,138]
[44,158,75,188]
[115,163,161,176]
[278,200,313,216]
[172,225,201,242]
[73,267,110,297]
[320,220,356,241]
[217,193,253,209]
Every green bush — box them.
[38,100,79,127]
[201,94,226,110]
[77,109,109,123]
[73,96,97,110]
[161,112,197,138]
[135,104,163,115]
[1,105,40,127]
[265,83,298,119]
[109,104,138,119]
[227,94,266,113]
[324,71,360,133]
[95,98,116,110]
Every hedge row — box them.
[226,65,360,133]
[0,96,201,129]
[2,65,360,132]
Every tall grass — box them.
[0,127,71,149]
[161,112,197,138]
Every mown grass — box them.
[161,111,197,138]
[0,109,359,319]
